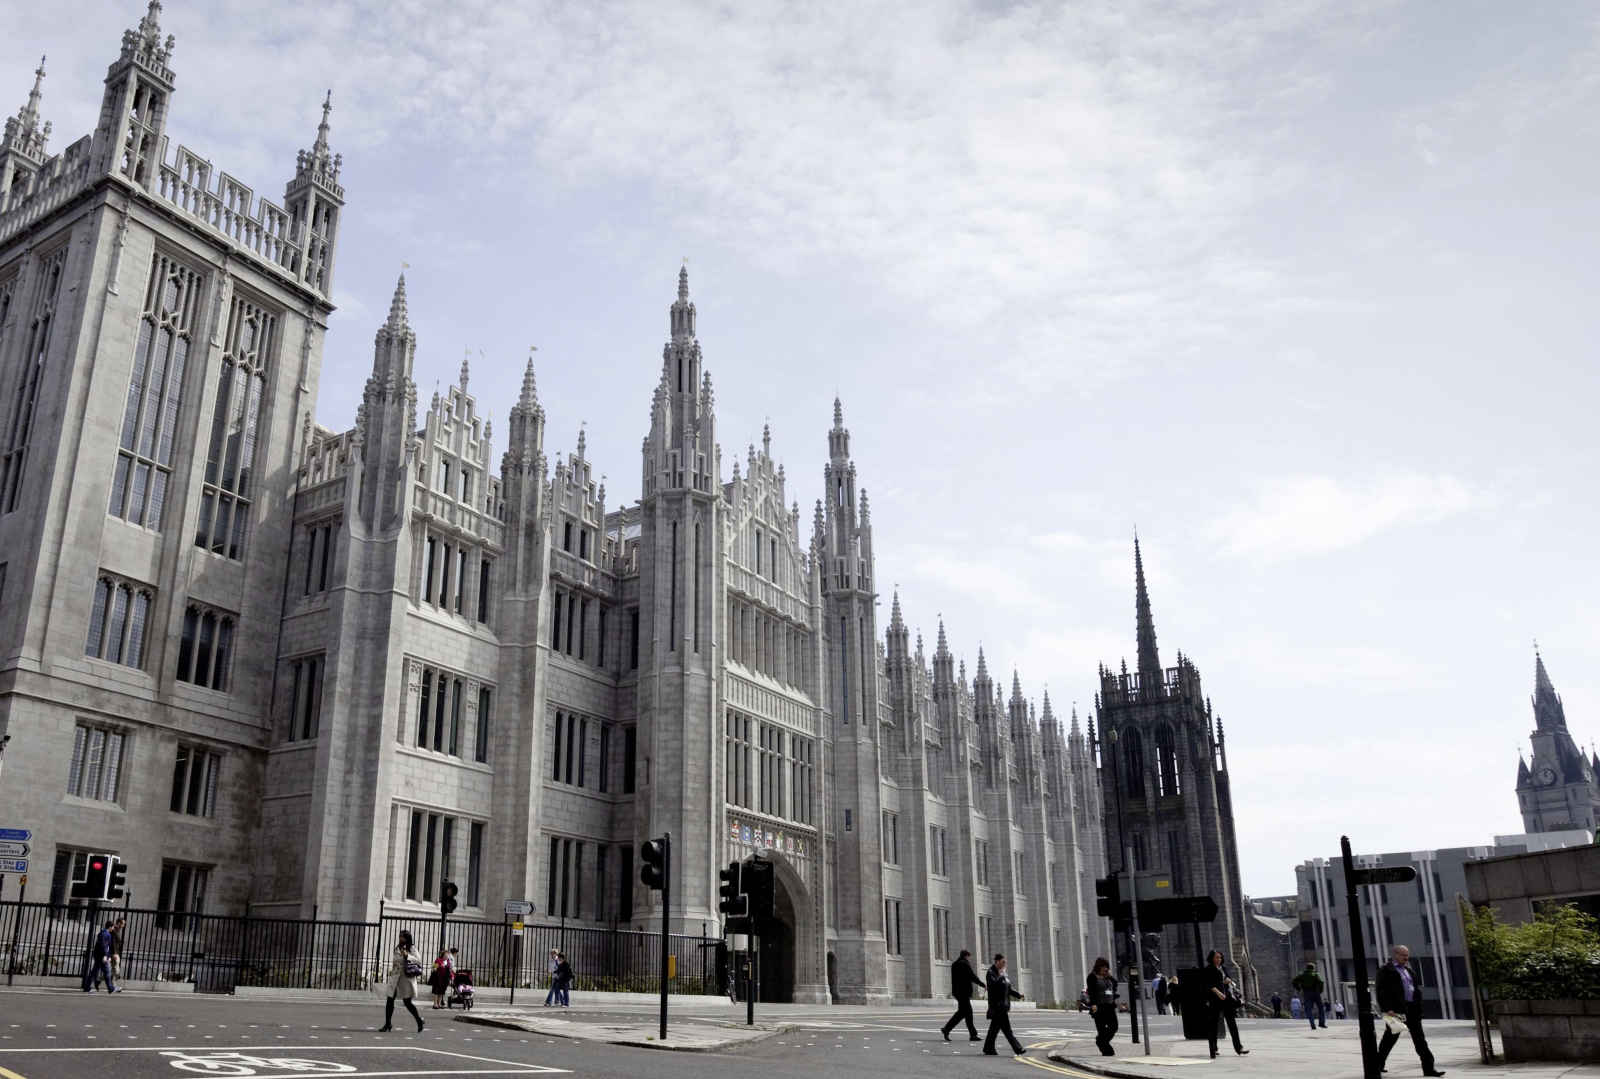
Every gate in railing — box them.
[0,899,716,996]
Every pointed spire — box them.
[889,591,904,631]
[385,274,409,331]
[517,351,538,409]
[975,646,989,682]
[669,262,697,342]
[833,397,844,428]
[1011,670,1024,704]
[1069,704,1082,739]
[460,348,471,392]
[1041,689,1056,725]
[3,56,51,160]
[118,1,174,69]
[678,263,690,302]
[935,619,950,658]
[762,421,772,457]
[1532,644,1568,731]
[1134,535,1161,679]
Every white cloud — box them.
[1207,473,1484,559]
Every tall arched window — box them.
[197,294,277,559]
[1122,726,1145,798]
[1155,725,1180,796]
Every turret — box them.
[1533,649,1568,732]
[642,265,715,497]
[91,1,176,186]
[354,274,417,526]
[1134,535,1161,684]
[283,90,345,294]
[0,57,51,206]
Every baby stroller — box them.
[447,969,475,1009]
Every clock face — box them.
[1537,766,1558,786]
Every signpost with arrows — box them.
[1342,835,1418,1079]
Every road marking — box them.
[0,1065,30,1079]
[1016,1056,1103,1079]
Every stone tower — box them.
[1095,540,1255,995]
[1516,649,1600,834]
[635,267,722,931]
[819,398,891,1003]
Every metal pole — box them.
[1127,852,1151,1055]
[659,832,671,1041]
[1342,837,1379,1079]
[746,935,755,1026]
[1107,729,1142,1048]
[1457,894,1495,1064]
[375,899,384,990]
[7,876,25,986]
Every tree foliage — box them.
[1464,902,1600,1000]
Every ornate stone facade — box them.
[0,3,1113,1005]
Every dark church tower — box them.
[1516,649,1600,834]
[1094,540,1256,997]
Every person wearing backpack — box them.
[81,920,119,993]
[380,929,425,1033]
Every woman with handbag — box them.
[1201,949,1249,1059]
[380,929,426,1033]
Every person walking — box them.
[1271,991,1283,1018]
[1201,949,1249,1059]
[940,949,985,1042]
[110,917,126,983]
[1377,945,1445,1077]
[1085,957,1119,1056]
[1293,962,1327,1029]
[543,949,561,1006]
[554,952,573,1007]
[1153,971,1168,1015]
[1334,999,1346,1020]
[982,953,1026,1057]
[81,920,119,993]
[379,929,425,1033]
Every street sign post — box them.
[0,842,30,859]
[1350,865,1418,886]
[0,860,25,874]
[1343,836,1382,1079]
[503,899,533,916]
[0,829,32,842]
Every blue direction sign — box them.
[0,829,31,842]
[0,860,26,873]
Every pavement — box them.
[459,1007,794,1050]
[1047,1015,1600,1079]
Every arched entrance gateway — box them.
[747,851,828,1004]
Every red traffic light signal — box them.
[71,854,113,901]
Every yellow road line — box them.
[1016,1054,1104,1078]
[0,1065,31,1079]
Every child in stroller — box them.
[448,968,475,1009]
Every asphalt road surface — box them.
[0,989,1124,1079]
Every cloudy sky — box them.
[9,1,1598,895]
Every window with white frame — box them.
[169,744,220,817]
[86,573,153,668]
[929,825,948,876]
[884,898,903,955]
[882,811,899,865]
[975,840,991,887]
[932,907,951,961]
[67,722,125,803]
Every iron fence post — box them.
[6,879,27,985]
[306,904,317,989]
[375,899,384,989]
[238,901,251,993]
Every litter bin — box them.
[1177,967,1220,1041]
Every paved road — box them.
[0,989,1118,1079]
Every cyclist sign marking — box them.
[162,1052,356,1074]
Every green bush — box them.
[1465,903,1600,1000]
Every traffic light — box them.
[743,857,774,930]
[640,837,667,891]
[440,880,458,916]
[1094,876,1120,918]
[71,854,112,901]
[718,861,745,917]
[106,857,128,901]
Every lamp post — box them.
[1107,727,1151,1056]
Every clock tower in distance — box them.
[1516,649,1600,834]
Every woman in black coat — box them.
[1201,950,1249,1059]
[1084,957,1119,1056]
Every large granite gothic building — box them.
[1516,651,1600,834]
[0,3,1117,1005]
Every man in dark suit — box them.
[982,953,1026,1056]
[940,949,986,1042]
[1377,945,1445,1077]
